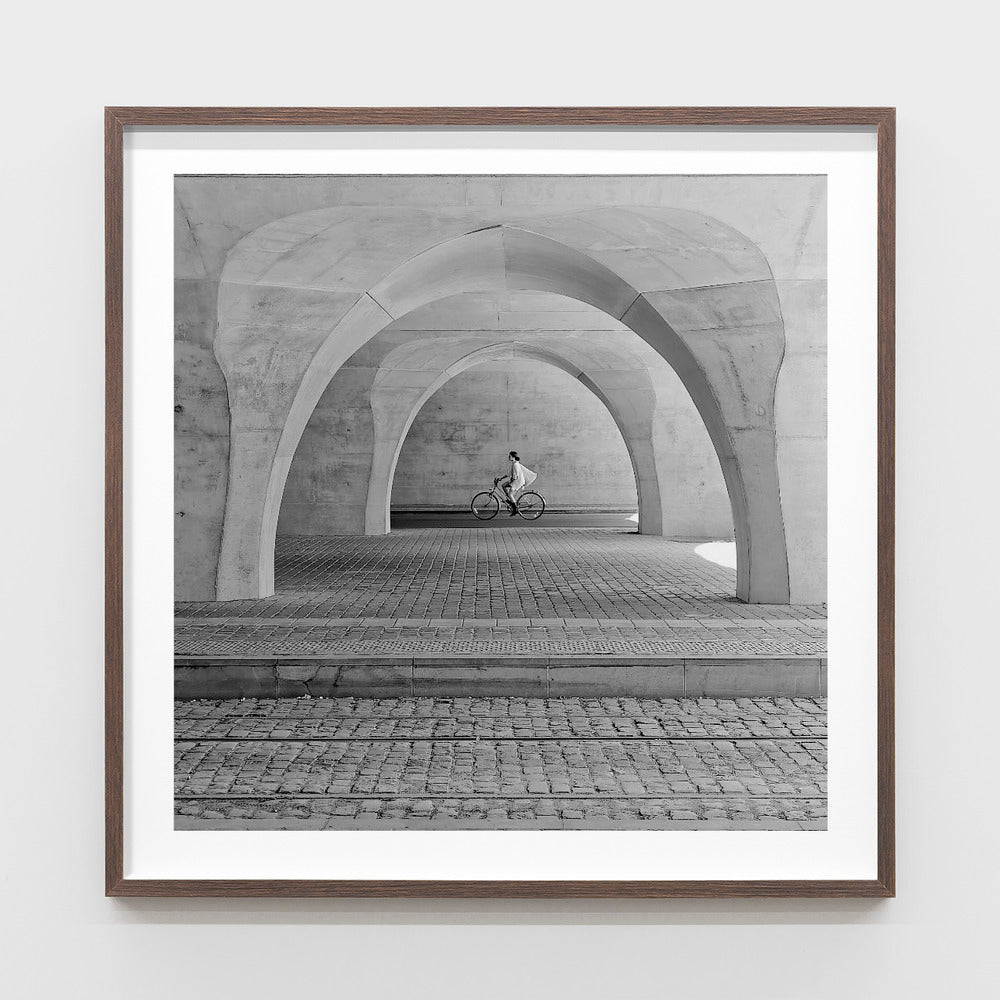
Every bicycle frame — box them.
[491,479,515,506]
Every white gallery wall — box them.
[1,1,996,997]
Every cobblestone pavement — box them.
[178,530,825,620]
[175,530,826,658]
[174,619,825,657]
[175,696,827,830]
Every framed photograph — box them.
[106,106,894,897]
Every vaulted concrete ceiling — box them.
[346,291,674,376]
[175,174,825,284]
[217,207,778,294]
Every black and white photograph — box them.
[20,0,1000,985]
[173,172,828,832]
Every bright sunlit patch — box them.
[695,541,737,569]
[627,512,639,523]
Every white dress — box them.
[510,461,537,495]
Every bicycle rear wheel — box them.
[471,492,500,520]
[516,492,545,520]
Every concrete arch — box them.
[364,341,656,536]
[216,219,789,603]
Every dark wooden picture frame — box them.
[106,106,894,898]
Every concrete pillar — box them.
[623,289,790,603]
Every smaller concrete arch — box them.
[364,341,660,535]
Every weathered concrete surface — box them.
[173,176,826,604]
[275,365,377,535]
[174,260,229,601]
[175,175,826,288]
[774,277,828,604]
[174,657,825,700]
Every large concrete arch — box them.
[363,341,659,536]
[273,295,733,541]
[215,213,789,603]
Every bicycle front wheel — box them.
[471,492,500,520]
[516,492,545,520]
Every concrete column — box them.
[774,278,828,604]
[623,288,790,603]
[578,372,662,535]
[364,371,444,534]
[214,290,390,600]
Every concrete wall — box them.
[174,239,229,601]
[389,359,638,510]
[275,365,376,535]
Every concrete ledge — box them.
[548,663,685,697]
[414,661,549,697]
[175,656,826,700]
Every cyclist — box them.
[499,450,537,516]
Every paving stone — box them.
[175,695,827,830]
[175,531,826,661]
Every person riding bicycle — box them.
[498,451,537,516]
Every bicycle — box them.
[471,478,546,521]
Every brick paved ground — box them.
[175,696,827,830]
[176,530,826,658]
[178,530,824,619]
[174,619,825,657]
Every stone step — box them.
[175,655,827,700]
